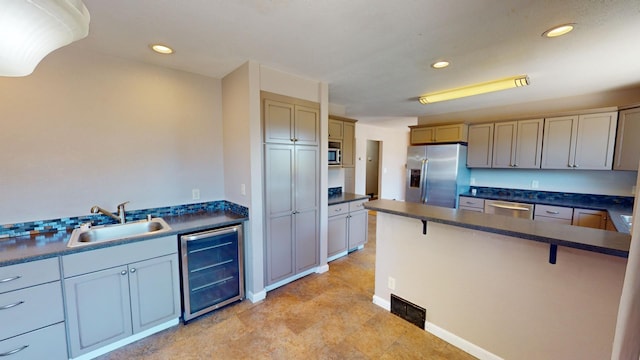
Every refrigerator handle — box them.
[420,159,429,203]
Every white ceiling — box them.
[76,0,640,125]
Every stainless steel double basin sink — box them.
[67,218,172,247]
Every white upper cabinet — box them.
[263,99,319,146]
[492,119,543,169]
[541,111,617,170]
[613,107,640,171]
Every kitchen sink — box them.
[67,218,172,247]
[620,214,633,228]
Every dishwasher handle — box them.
[487,203,531,211]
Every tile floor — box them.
[98,214,477,359]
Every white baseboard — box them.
[371,295,502,360]
[372,294,390,310]
[70,318,179,360]
[316,264,329,273]
[246,289,267,303]
[327,251,348,262]
[264,267,318,292]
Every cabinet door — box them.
[348,210,368,249]
[614,107,640,170]
[435,124,467,142]
[294,105,320,145]
[410,127,435,144]
[265,144,294,216]
[129,254,180,334]
[295,146,319,212]
[492,121,517,168]
[342,121,356,168]
[65,266,132,357]
[328,119,344,140]
[467,123,493,168]
[328,213,348,258]
[541,115,578,169]
[295,209,319,272]
[266,214,294,285]
[264,99,294,144]
[515,118,543,168]
[573,112,617,170]
[572,208,607,229]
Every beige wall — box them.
[355,123,410,200]
[374,212,627,359]
[0,47,223,223]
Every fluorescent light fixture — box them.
[151,44,174,54]
[0,0,90,77]
[419,75,530,104]
[543,23,575,38]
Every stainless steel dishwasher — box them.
[484,200,534,219]
[179,224,244,322]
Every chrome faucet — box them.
[90,201,129,224]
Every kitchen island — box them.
[365,199,629,360]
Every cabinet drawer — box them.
[62,235,177,278]
[0,258,60,294]
[0,282,64,341]
[459,196,484,209]
[0,323,67,360]
[534,205,573,220]
[349,199,368,212]
[534,216,572,225]
[328,204,348,217]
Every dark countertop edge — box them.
[364,199,630,258]
[459,192,633,234]
[328,192,370,205]
[0,211,248,267]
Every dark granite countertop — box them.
[328,192,370,205]
[0,210,248,267]
[460,188,634,234]
[364,199,631,258]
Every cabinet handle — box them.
[120,270,127,276]
[0,276,21,284]
[546,210,560,214]
[0,301,24,310]
[334,208,342,212]
[0,345,29,356]
[465,201,474,204]
[130,268,136,273]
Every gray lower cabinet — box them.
[327,199,368,261]
[63,236,180,358]
[0,257,67,360]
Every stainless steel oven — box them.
[179,224,244,322]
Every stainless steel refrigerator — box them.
[405,144,470,208]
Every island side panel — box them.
[374,212,627,360]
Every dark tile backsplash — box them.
[328,187,343,197]
[0,200,248,239]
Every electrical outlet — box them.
[241,184,246,196]
[192,189,200,200]
[531,180,539,189]
[470,177,476,185]
[388,276,396,290]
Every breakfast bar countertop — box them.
[0,210,248,267]
[364,199,631,258]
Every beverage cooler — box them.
[179,224,244,322]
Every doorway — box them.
[366,140,381,200]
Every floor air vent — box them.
[390,294,426,329]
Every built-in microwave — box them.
[328,141,342,165]
[329,148,341,165]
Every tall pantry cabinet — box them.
[262,92,320,286]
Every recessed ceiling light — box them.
[431,61,450,69]
[150,44,174,54]
[543,24,575,38]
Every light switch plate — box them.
[192,189,200,200]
